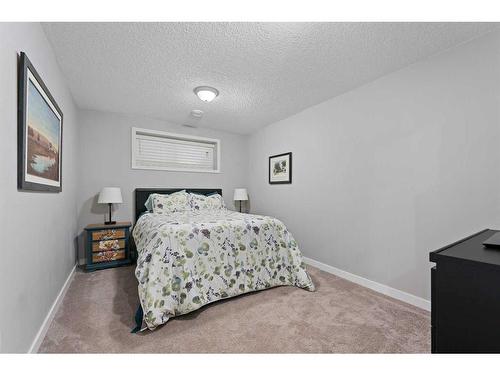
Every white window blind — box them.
[132,127,220,173]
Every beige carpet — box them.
[39,265,430,353]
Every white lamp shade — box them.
[233,188,248,201]
[98,187,123,204]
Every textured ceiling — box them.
[43,22,498,134]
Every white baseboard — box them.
[303,256,431,312]
[28,264,77,353]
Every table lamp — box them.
[233,188,248,213]
[98,187,123,225]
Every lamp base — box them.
[105,203,116,225]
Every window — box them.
[131,127,221,173]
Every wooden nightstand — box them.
[84,222,132,271]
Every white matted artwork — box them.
[269,152,292,184]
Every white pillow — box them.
[152,190,190,214]
[144,192,173,211]
[144,194,157,212]
[189,193,226,211]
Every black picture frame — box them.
[269,152,292,184]
[18,52,63,192]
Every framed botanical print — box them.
[269,152,292,184]
[18,52,63,192]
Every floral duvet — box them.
[133,209,315,330]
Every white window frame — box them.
[131,127,221,173]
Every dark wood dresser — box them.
[430,229,500,353]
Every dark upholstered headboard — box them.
[134,188,222,222]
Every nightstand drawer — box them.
[92,249,126,263]
[92,239,125,252]
[91,229,126,241]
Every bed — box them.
[132,188,315,331]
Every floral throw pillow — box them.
[152,190,190,214]
[144,193,165,212]
[189,193,226,211]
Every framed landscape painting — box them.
[269,152,292,184]
[18,52,63,192]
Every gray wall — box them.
[247,30,500,301]
[76,110,248,260]
[0,23,79,352]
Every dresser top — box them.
[430,229,500,267]
[85,221,131,230]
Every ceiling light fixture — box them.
[194,86,219,102]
